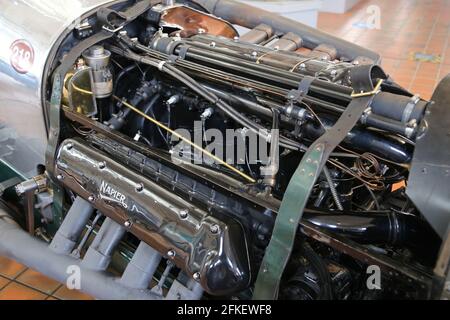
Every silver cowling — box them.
[54,139,251,296]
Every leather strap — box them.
[253,65,386,300]
[98,0,157,31]
[288,75,315,102]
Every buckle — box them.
[351,79,384,98]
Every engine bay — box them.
[3,0,450,300]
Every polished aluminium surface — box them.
[55,139,251,296]
[0,0,114,177]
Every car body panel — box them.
[0,0,114,177]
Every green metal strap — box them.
[253,144,325,299]
[253,66,385,299]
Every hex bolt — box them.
[88,195,95,202]
[179,209,189,219]
[57,175,64,181]
[210,224,220,234]
[99,162,106,170]
[66,143,74,150]
[136,183,144,193]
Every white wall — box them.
[320,0,361,13]
[239,1,322,28]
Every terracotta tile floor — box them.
[318,0,450,100]
[1,0,449,301]
[0,256,93,300]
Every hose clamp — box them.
[402,94,420,124]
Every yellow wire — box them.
[70,84,256,183]
[71,82,94,95]
[112,96,257,183]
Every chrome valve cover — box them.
[55,139,251,296]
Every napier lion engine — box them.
[0,0,450,300]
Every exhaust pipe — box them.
[303,209,441,259]
[0,207,161,300]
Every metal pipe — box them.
[49,197,95,255]
[25,191,35,235]
[195,0,381,63]
[170,41,424,131]
[81,218,126,271]
[166,272,204,300]
[0,208,161,300]
[72,211,103,259]
[120,242,162,289]
[204,83,411,163]
[239,24,273,44]
[303,209,441,254]
[304,119,412,163]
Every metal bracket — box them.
[254,65,387,300]
[102,25,124,33]
[351,79,383,98]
